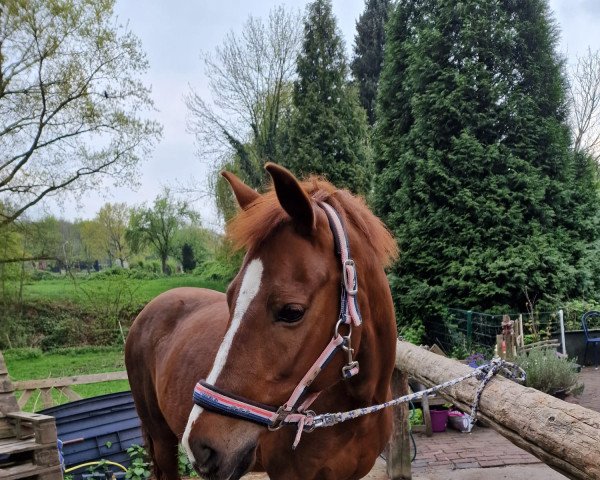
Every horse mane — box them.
[226,177,399,268]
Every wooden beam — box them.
[395,340,600,480]
[417,383,432,437]
[59,387,82,402]
[40,389,53,410]
[386,369,411,479]
[13,371,128,391]
[16,390,32,409]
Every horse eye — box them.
[276,304,305,323]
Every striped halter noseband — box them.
[192,202,362,448]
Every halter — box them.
[193,202,362,448]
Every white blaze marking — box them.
[181,259,264,464]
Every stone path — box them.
[412,427,542,472]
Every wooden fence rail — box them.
[14,371,128,409]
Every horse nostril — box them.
[194,442,218,474]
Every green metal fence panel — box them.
[426,308,568,357]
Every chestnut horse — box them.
[125,163,399,480]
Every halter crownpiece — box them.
[193,201,362,448]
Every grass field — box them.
[3,274,231,411]
[4,347,128,412]
[22,274,228,307]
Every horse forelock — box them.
[226,176,398,268]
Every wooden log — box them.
[395,340,600,480]
[386,369,411,479]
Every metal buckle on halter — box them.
[302,410,317,432]
[343,259,358,295]
[268,405,290,431]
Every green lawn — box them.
[4,347,129,412]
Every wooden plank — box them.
[386,369,411,479]
[40,390,53,409]
[521,345,561,354]
[37,469,63,480]
[396,339,600,480]
[0,352,8,376]
[0,437,42,455]
[419,384,432,437]
[6,412,56,444]
[523,339,560,349]
[16,390,32,410]
[13,371,128,391]
[7,412,55,424]
[0,391,19,415]
[0,419,14,439]
[0,376,15,394]
[1,462,62,480]
[59,386,82,402]
[33,446,60,467]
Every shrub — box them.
[409,407,423,427]
[399,320,425,344]
[514,349,582,396]
[4,347,43,360]
[561,300,600,330]
[125,445,151,480]
[178,445,197,477]
[30,270,59,281]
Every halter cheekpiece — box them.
[192,201,361,448]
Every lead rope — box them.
[288,357,525,448]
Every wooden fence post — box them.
[0,351,19,415]
[386,368,412,479]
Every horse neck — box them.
[344,250,397,404]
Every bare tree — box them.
[186,5,302,189]
[0,0,161,228]
[568,48,600,162]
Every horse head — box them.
[182,163,398,480]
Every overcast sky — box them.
[45,0,600,230]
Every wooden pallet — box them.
[1,462,63,480]
[0,351,62,480]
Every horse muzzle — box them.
[188,419,259,480]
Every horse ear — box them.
[265,163,315,232]
[221,171,260,210]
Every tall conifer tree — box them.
[374,0,600,329]
[284,0,371,194]
[351,0,391,125]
